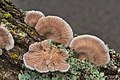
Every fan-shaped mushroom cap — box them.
[0,26,14,50]
[24,10,45,27]
[35,16,73,46]
[69,35,110,66]
[23,40,70,73]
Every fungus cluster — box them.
[0,26,14,54]
[23,10,110,73]
[24,10,73,46]
[23,40,70,73]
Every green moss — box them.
[2,19,7,23]
[3,13,12,18]
[11,53,19,59]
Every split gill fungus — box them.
[35,16,73,46]
[0,26,14,54]
[23,40,70,73]
[69,35,110,66]
[24,10,45,27]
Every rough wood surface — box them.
[0,0,45,79]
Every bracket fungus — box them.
[0,26,14,51]
[24,10,45,27]
[23,40,70,73]
[35,16,73,46]
[69,35,110,66]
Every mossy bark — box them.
[0,0,45,79]
[0,0,119,80]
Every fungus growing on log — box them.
[69,35,110,66]
[0,26,14,51]
[35,16,73,46]
[24,10,45,27]
[23,40,70,73]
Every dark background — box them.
[11,0,120,52]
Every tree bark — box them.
[0,0,45,79]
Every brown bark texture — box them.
[0,0,45,79]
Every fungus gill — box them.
[35,16,73,46]
[23,40,70,73]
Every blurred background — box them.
[11,0,120,52]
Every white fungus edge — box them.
[23,53,35,70]
[5,33,14,50]
[34,65,49,73]
[59,64,70,72]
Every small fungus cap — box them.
[35,16,73,46]
[23,40,70,73]
[0,26,14,50]
[69,35,110,66]
[24,10,45,27]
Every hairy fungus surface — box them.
[69,35,110,66]
[23,40,70,73]
[24,10,45,27]
[35,16,73,45]
[0,26,14,50]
